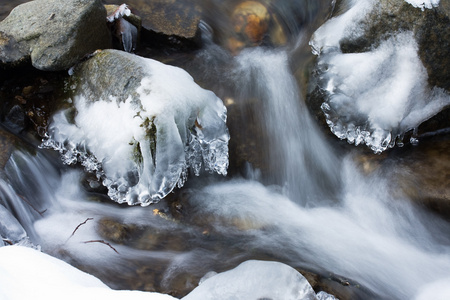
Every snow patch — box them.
[0,246,177,300]
[404,0,440,10]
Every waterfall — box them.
[231,47,341,205]
[178,43,450,299]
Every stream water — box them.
[1,0,450,299]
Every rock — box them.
[353,135,450,219]
[105,4,141,53]
[0,203,27,245]
[4,105,26,134]
[0,129,17,170]
[105,0,202,51]
[222,0,288,53]
[0,0,111,71]
[0,65,70,138]
[228,1,271,51]
[391,137,450,219]
[0,0,29,22]
[97,217,138,244]
[69,49,147,102]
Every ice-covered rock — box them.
[182,260,319,300]
[42,50,229,206]
[309,0,450,153]
[0,202,39,249]
[0,204,27,246]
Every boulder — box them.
[391,137,450,219]
[352,136,450,219]
[105,0,203,50]
[0,0,111,71]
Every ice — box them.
[317,291,339,300]
[106,4,131,22]
[310,1,450,153]
[0,245,177,300]
[43,53,229,206]
[182,260,319,300]
[0,204,27,246]
[404,0,440,10]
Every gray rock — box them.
[0,0,111,71]
[113,0,202,50]
[70,49,148,103]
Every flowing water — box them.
[1,0,450,299]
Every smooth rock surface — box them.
[0,0,111,70]
[104,0,202,50]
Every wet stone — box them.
[0,0,111,71]
[104,0,202,51]
[97,217,138,244]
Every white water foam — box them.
[184,157,450,299]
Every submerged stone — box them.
[0,0,111,70]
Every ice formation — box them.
[43,54,229,206]
[182,260,319,300]
[310,0,450,153]
[0,204,28,246]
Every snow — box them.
[310,0,450,153]
[404,0,440,10]
[0,246,177,300]
[43,51,229,206]
[182,260,318,300]
[0,246,333,300]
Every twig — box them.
[2,239,13,245]
[65,218,93,243]
[83,240,119,254]
[17,194,47,217]
[70,218,94,237]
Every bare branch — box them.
[65,218,94,243]
[17,194,47,216]
[83,240,119,254]
[2,239,13,245]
